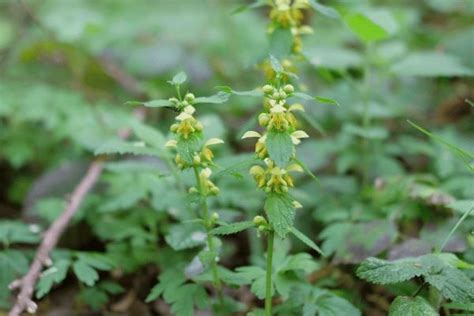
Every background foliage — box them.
[0,0,473,315]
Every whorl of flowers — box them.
[268,0,313,54]
[242,83,308,202]
[165,92,224,196]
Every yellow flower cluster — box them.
[268,0,313,54]
[250,158,305,194]
[243,83,309,195]
[165,93,224,170]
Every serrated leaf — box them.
[266,130,294,167]
[211,221,254,235]
[94,140,161,157]
[358,254,474,302]
[194,92,229,104]
[308,0,340,19]
[168,72,187,85]
[290,227,324,255]
[269,28,293,58]
[357,257,428,284]
[389,296,438,316]
[316,96,340,107]
[345,13,389,42]
[36,259,70,298]
[264,193,295,238]
[176,133,202,165]
[73,260,99,286]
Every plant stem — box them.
[439,205,474,252]
[265,230,275,316]
[192,166,224,307]
[361,42,374,185]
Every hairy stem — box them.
[192,166,224,306]
[265,230,275,316]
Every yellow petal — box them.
[165,140,177,148]
[292,130,309,139]
[286,163,304,173]
[205,138,225,146]
[293,200,303,209]
[176,112,193,121]
[289,103,305,112]
[241,131,262,139]
[183,105,196,114]
[249,165,264,175]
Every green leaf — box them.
[306,288,361,316]
[308,0,340,19]
[216,86,263,97]
[264,193,295,238]
[211,221,254,235]
[269,28,293,58]
[73,260,99,286]
[315,96,340,107]
[392,52,473,77]
[168,71,187,85]
[126,99,173,108]
[144,99,173,108]
[232,0,268,14]
[76,253,114,271]
[345,13,389,42]
[266,130,294,167]
[358,254,474,302]
[290,227,324,255]
[94,140,161,157]
[0,220,39,246]
[146,268,208,316]
[357,257,429,284]
[132,121,167,150]
[194,92,229,104]
[176,133,203,165]
[389,296,437,316]
[165,223,207,250]
[36,259,71,299]
[407,120,473,172]
[78,287,109,311]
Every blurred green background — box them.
[0,0,473,314]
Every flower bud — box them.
[210,186,220,195]
[283,84,294,94]
[181,100,189,107]
[211,212,219,221]
[279,91,287,99]
[193,154,201,165]
[189,187,199,194]
[258,113,270,126]
[262,84,274,94]
[170,123,179,132]
[185,93,195,103]
[169,97,179,105]
[253,215,267,226]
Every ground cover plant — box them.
[0,0,473,315]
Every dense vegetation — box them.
[1,0,473,315]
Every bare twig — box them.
[8,105,144,316]
[8,160,104,316]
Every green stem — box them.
[192,166,224,307]
[265,230,275,316]
[439,205,474,252]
